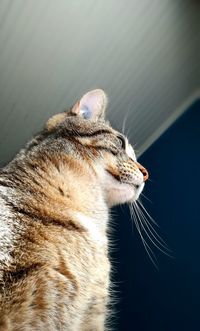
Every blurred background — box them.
[0,1,199,330]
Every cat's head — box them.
[42,89,148,207]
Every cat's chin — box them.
[104,172,143,207]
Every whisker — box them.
[135,201,170,249]
[139,212,171,253]
[137,199,159,227]
[121,112,130,136]
[134,203,173,257]
[135,203,165,246]
[130,203,159,269]
[140,193,152,204]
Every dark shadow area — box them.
[111,100,200,331]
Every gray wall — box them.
[0,0,199,165]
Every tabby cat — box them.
[0,89,148,330]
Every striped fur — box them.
[0,90,148,330]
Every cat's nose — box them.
[135,162,149,182]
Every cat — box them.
[0,89,148,330]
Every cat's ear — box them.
[46,89,107,131]
[71,89,107,121]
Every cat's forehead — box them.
[63,116,136,154]
[60,115,113,133]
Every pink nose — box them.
[135,162,149,182]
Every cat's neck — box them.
[0,153,109,237]
[69,211,108,246]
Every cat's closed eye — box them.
[117,134,126,150]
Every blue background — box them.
[112,100,200,331]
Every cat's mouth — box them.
[106,169,141,190]
[104,170,142,206]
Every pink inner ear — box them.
[78,89,107,120]
[80,92,100,110]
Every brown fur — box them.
[0,89,148,330]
